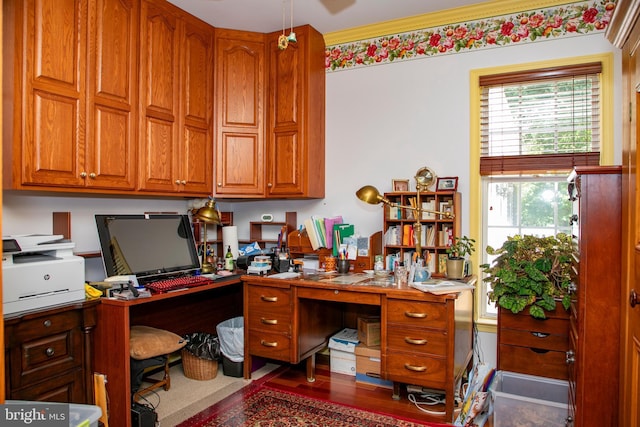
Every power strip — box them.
[406,385,444,395]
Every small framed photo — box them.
[392,179,410,192]
[436,177,458,192]
[439,201,453,219]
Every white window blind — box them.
[479,62,601,175]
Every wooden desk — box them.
[93,277,243,427]
[242,273,474,422]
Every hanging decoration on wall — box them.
[278,0,297,50]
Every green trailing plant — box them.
[446,236,476,259]
[481,233,573,319]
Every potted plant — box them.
[445,236,476,279]
[481,233,573,319]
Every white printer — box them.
[2,234,85,315]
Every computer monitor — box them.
[95,214,200,282]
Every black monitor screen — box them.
[95,214,200,281]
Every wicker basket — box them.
[181,349,218,380]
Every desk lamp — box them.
[193,199,222,274]
[356,167,454,258]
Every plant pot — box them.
[446,258,465,279]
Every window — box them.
[470,55,614,324]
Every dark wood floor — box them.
[261,359,454,425]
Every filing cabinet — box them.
[4,300,98,403]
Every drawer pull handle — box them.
[405,337,427,345]
[404,363,427,372]
[260,340,278,347]
[43,320,52,327]
[261,318,278,325]
[531,332,550,338]
[45,347,55,357]
[405,312,427,319]
[261,295,278,302]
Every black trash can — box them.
[216,316,244,377]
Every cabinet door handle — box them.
[405,312,427,318]
[89,172,96,179]
[404,363,427,372]
[630,289,639,308]
[45,347,55,357]
[260,340,278,347]
[566,350,575,364]
[80,172,87,178]
[261,318,278,325]
[261,295,278,302]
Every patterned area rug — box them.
[178,381,450,427]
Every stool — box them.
[129,326,187,401]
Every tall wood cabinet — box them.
[265,25,325,198]
[214,25,325,198]
[138,0,213,195]
[3,0,138,191]
[382,191,460,275]
[566,166,621,427]
[214,28,266,197]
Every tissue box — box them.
[357,316,381,346]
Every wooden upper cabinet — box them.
[87,0,138,190]
[214,29,266,197]
[266,25,325,198]
[4,0,140,192]
[138,0,213,196]
[4,0,87,189]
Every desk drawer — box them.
[297,287,381,305]
[498,343,569,380]
[386,352,447,385]
[387,327,447,356]
[248,330,291,361]
[247,307,291,333]
[387,300,446,329]
[500,328,569,352]
[247,285,292,308]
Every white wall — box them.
[2,31,620,367]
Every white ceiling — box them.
[167,0,484,35]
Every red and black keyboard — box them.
[143,275,212,293]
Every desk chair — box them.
[129,326,186,401]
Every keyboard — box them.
[143,275,213,293]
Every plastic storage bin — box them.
[69,404,102,427]
[493,371,568,427]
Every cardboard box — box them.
[493,371,568,427]
[328,328,358,376]
[330,349,356,376]
[357,316,381,346]
[354,344,392,388]
[328,328,359,352]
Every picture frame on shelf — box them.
[392,179,410,192]
[436,177,458,192]
[439,202,453,219]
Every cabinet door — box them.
[21,0,87,187]
[138,0,180,193]
[180,15,214,195]
[86,0,138,190]
[266,25,325,198]
[214,29,266,196]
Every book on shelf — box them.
[421,200,436,220]
[324,216,343,250]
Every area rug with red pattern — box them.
[177,378,451,427]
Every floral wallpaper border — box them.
[325,1,616,72]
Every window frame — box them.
[469,53,615,331]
